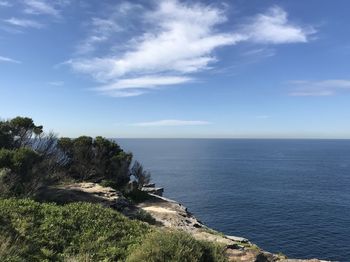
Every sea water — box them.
[118,139,350,261]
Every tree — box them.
[8,117,43,148]
[0,117,58,197]
[0,121,12,149]
[131,161,151,189]
[0,116,152,196]
[57,136,134,187]
[0,148,41,197]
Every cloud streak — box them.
[0,55,21,64]
[67,1,315,97]
[97,76,192,97]
[0,1,11,7]
[133,119,211,127]
[288,80,350,96]
[4,17,44,28]
[23,0,60,16]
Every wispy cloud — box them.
[1,1,71,33]
[241,6,315,44]
[241,48,275,58]
[76,3,138,54]
[0,1,11,7]
[97,76,192,97]
[66,1,315,97]
[0,55,21,64]
[23,0,60,16]
[133,119,211,127]
[288,80,350,96]
[4,17,44,29]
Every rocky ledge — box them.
[36,182,330,262]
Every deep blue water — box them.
[118,139,350,261]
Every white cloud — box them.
[0,1,11,7]
[0,55,21,64]
[66,1,315,97]
[23,0,60,16]
[288,80,350,96]
[96,75,192,97]
[242,6,315,44]
[76,3,138,54]
[133,119,211,127]
[77,18,122,54]
[68,0,239,96]
[4,17,44,28]
[70,0,238,80]
[98,75,191,90]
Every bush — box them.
[126,230,227,262]
[0,116,148,195]
[131,161,151,188]
[0,199,150,261]
[0,199,227,261]
[57,136,133,187]
[0,148,42,197]
[125,188,152,203]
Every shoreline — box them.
[138,193,329,262]
[46,182,329,262]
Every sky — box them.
[0,0,350,138]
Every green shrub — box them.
[0,199,228,261]
[57,136,133,187]
[131,209,158,225]
[125,188,152,203]
[0,198,150,261]
[0,148,42,197]
[127,230,227,262]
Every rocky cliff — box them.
[37,182,330,262]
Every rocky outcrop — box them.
[141,186,164,196]
[37,182,329,262]
[136,194,329,262]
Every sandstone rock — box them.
[141,186,164,196]
[226,235,250,244]
[143,183,156,188]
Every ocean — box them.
[118,139,350,261]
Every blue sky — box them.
[0,0,350,138]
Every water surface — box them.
[118,139,350,261]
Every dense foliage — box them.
[0,116,228,261]
[127,230,227,262]
[0,116,151,197]
[0,199,227,261]
[0,199,150,261]
[57,136,132,185]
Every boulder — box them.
[141,187,164,196]
[143,183,156,188]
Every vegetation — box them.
[0,199,227,261]
[0,116,228,261]
[127,230,227,262]
[0,198,149,261]
[0,116,150,197]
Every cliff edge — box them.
[37,182,330,262]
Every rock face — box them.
[137,193,330,262]
[141,184,164,196]
[37,183,329,262]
